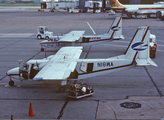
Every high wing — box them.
[58,31,85,42]
[33,47,83,80]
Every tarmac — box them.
[0,6,164,120]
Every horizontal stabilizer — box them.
[113,34,124,40]
[136,58,157,67]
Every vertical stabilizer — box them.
[108,0,124,7]
[124,26,157,67]
[108,17,124,40]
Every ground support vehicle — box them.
[67,83,94,99]
[69,8,80,13]
[150,46,156,58]
[149,34,157,58]
[36,26,53,40]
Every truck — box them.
[36,26,53,40]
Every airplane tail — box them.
[107,17,124,40]
[124,26,157,67]
[108,0,123,7]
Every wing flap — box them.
[33,47,83,80]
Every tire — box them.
[41,48,44,51]
[9,80,14,86]
[59,85,66,92]
[37,35,42,40]
[45,36,49,40]
[127,14,132,18]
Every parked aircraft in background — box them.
[108,0,164,18]
[6,26,157,92]
[40,17,124,51]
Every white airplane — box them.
[6,26,157,92]
[108,0,164,18]
[40,17,124,51]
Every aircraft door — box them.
[81,62,93,73]
[82,37,90,43]
[29,64,40,79]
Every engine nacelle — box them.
[125,7,138,13]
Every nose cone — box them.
[6,67,19,76]
[40,40,49,44]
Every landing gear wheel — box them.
[59,85,66,92]
[127,14,132,18]
[9,80,14,86]
[41,48,44,51]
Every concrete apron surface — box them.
[96,96,164,119]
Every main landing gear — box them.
[58,85,66,92]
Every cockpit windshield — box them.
[20,63,29,71]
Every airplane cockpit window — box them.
[20,63,29,71]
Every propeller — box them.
[44,48,47,58]
[36,60,39,68]
[17,60,24,78]
[57,34,59,40]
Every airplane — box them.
[39,17,124,51]
[6,26,157,92]
[108,0,164,18]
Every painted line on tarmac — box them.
[0,33,34,37]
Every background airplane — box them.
[6,26,157,92]
[40,17,124,51]
[108,0,164,18]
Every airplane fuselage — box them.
[40,34,116,50]
[109,0,164,17]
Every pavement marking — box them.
[0,33,34,37]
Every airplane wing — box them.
[58,31,85,42]
[33,47,83,80]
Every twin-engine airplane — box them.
[40,17,124,51]
[6,26,157,92]
[108,0,164,18]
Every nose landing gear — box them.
[9,79,14,86]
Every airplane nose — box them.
[6,69,13,76]
[6,71,9,76]
[6,67,19,76]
